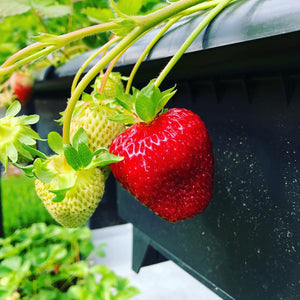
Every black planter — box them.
[112,1,300,299]
[27,0,300,298]
[117,72,299,299]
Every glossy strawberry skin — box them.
[110,108,214,222]
[10,72,34,104]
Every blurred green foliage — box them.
[0,222,139,299]
[0,0,167,66]
[1,175,57,236]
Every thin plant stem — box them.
[63,26,154,144]
[125,16,182,94]
[71,37,121,94]
[0,22,118,73]
[155,0,233,87]
[175,0,222,17]
[99,56,119,94]
[0,46,57,75]
[62,27,144,145]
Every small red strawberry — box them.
[109,83,214,222]
[10,71,34,104]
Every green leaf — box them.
[117,0,142,15]
[48,131,63,154]
[5,100,21,117]
[64,145,81,170]
[0,265,12,277]
[49,187,71,203]
[61,261,89,278]
[72,128,88,150]
[82,7,115,23]
[115,91,133,111]
[11,162,34,177]
[0,1,30,17]
[156,86,176,112]
[78,239,94,257]
[58,172,76,190]
[35,4,72,19]
[1,256,22,271]
[114,286,140,299]
[89,152,123,169]
[22,144,47,159]
[108,114,135,124]
[95,242,107,258]
[135,94,155,123]
[67,286,85,299]
[21,126,41,140]
[81,92,93,102]
[78,142,92,167]
[14,141,33,161]
[92,148,108,157]
[6,143,18,162]
[18,134,36,145]
[19,114,40,125]
[33,158,56,183]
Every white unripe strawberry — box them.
[70,102,125,152]
[35,154,105,228]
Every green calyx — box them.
[0,101,40,171]
[109,80,176,124]
[21,128,123,203]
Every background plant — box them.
[0,223,139,299]
[1,174,57,237]
[0,0,167,68]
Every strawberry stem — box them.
[99,55,121,95]
[71,36,121,94]
[125,15,182,94]
[0,22,119,76]
[155,0,233,88]
[62,26,145,145]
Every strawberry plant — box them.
[0,0,166,106]
[0,0,238,226]
[0,223,139,299]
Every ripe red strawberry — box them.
[10,71,34,104]
[110,108,214,222]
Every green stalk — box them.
[125,16,182,94]
[176,0,222,16]
[62,26,144,145]
[71,37,121,94]
[58,22,117,45]
[63,1,209,144]
[0,46,57,75]
[125,0,222,93]
[0,22,118,75]
[99,55,120,95]
[1,43,46,68]
[155,0,233,87]
[137,0,208,29]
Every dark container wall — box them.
[31,0,299,298]
[117,73,300,300]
